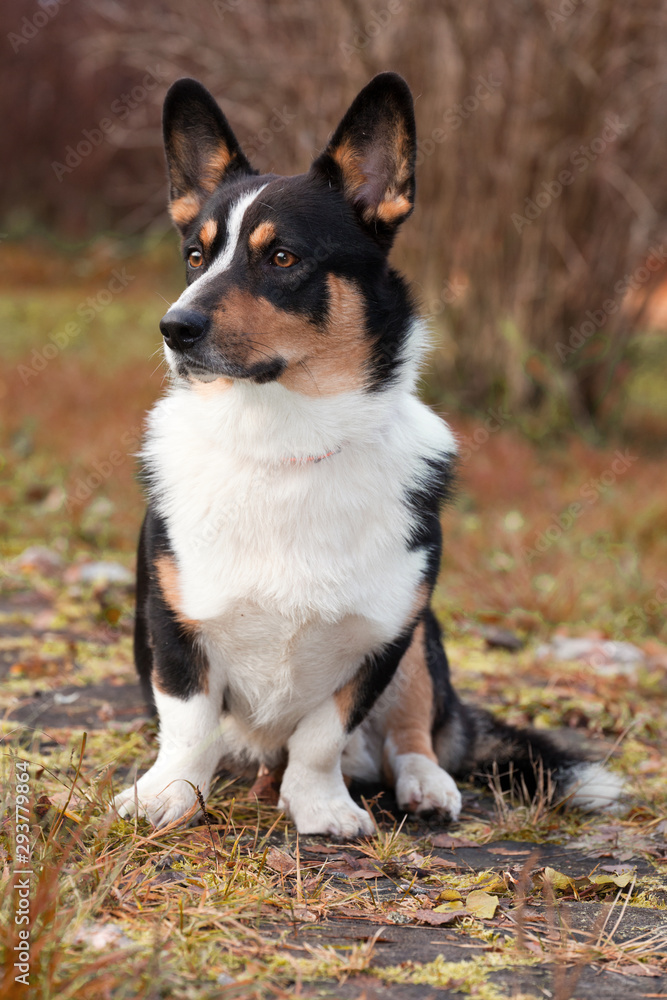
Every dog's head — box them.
[160,73,417,395]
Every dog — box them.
[114,73,623,836]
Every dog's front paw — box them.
[113,766,207,828]
[278,772,374,838]
[394,753,462,819]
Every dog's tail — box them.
[424,610,624,811]
[439,700,625,811]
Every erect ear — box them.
[163,78,256,232]
[312,72,416,244]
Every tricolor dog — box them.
[114,74,623,836]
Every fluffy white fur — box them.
[113,283,458,833]
[563,762,625,812]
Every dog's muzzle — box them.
[160,308,209,352]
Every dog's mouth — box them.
[179,354,287,385]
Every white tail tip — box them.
[564,762,625,812]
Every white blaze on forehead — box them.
[174,184,269,310]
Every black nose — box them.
[160,308,209,351]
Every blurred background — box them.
[2,0,667,645]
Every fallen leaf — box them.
[465,890,499,919]
[265,847,297,876]
[249,764,283,805]
[621,965,662,977]
[429,834,478,849]
[433,900,465,912]
[413,907,467,926]
[542,867,574,892]
[478,876,507,893]
[590,871,634,889]
[436,889,463,902]
[328,863,382,880]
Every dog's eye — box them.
[271,250,299,268]
[187,250,203,268]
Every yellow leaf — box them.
[542,867,574,892]
[433,900,465,912]
[590,872,634,889]
[466,889,499,919]
[478,876,506,893]
[436,889,463,902]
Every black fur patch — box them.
[343,626,417,734]
[138,507,209,701]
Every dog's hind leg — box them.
[381,612,462,819]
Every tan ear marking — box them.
[169,194,201,228]
[374,193,412,224]
[200,146,234,194]
[332,139,368,197]
[332,126,412,223]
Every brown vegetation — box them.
[2,0,667,423]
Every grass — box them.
[1,239,667,997]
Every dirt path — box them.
[2,567,667,999]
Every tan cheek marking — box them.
[249,220,276,252]
[170,194,201,229]
[199,218,218,249]
[281,274,370,394]
[210,277,371,395]
[155,554,199,633]
[382,622,438,784]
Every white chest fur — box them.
[143,372,456,742]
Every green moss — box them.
[377,946,540,996]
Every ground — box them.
[0,239,666,999]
